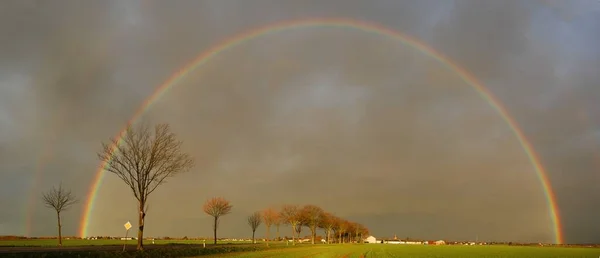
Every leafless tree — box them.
[279,205,301,245]
[247,211,262,244]
[203,197,233,244]
[300,205,324,244]
[273,211,281,241]
[42,184,78,246]
[262,208,277,246]
[98,123,194,250]
[338,219,349,244]
[319,212,336,244]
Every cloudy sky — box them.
[0,0,599,244]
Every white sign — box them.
[124,221,132,231]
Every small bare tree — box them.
[203,197,232,244]
[262,208,277,246]
[279,205,300,245]
[247,211,262,244]
[98,123,194,250]
[42,184,78,246]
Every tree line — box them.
[42,123,368,250]
[247,204,369,246]
[203,198,369,246]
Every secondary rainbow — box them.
[78,17,563,243]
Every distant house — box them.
[364,236,377,243]
[435,240,446,245]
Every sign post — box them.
[123,221,132,252]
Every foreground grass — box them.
[2,242,600,257]
[202,244,600,258]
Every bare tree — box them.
[203,197,233,244]
[98,123,194,250]
[319,212,336,244]
[337,218,348,244]
[279,205,301,245]
[42,184,78,246]
[347,222,356,243]
[262,208,277,246]
[247,211,262,244]
[357,223,369,243]
[273,211,281,241]
[300,205,324,244]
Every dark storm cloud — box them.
[0,0,598,243]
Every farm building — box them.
[364,236,377,243]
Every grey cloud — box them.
[0,0,598,243]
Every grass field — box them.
[202,244,600,258]
[2,240,600,257]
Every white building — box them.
[364,236,377,243]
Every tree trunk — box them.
[339,232,342,244]
[213,216,218,245]
[56,211,62,246]
[276,225,280,241]
[265,225,270,247]
[310,227,315,244]
[137,203,145,251]
[252,230,255,244]
[291,225,295,245]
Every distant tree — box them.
[349,222,360,243]
[295,224,303,240]
[338,219,348,244]
[203,197,232,244]
[262,208,277,246]
[359,225,369,242]
[247,211,262,244]
[98,123,194,250]
[300,205,324,244]
[272,210,281,241]
[331,217,341,244]
[42,184,78,246]
[280,205,301,245]
[319,212,336,244]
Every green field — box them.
[202,244,600,258]
[2,240,600,257]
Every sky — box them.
[0,0,599,244]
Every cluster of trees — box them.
[202,199,370,247]
[246,204,370,246]
[42,123,369,251]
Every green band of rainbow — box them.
[78,17,563,243]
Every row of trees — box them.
[42,123,369,250]
[246,204,370,246]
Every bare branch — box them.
[98,122,194,250]
[247,211,262,232]
[203,197,233,219]
[42,183,78,213]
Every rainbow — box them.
[78,17,563,243]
